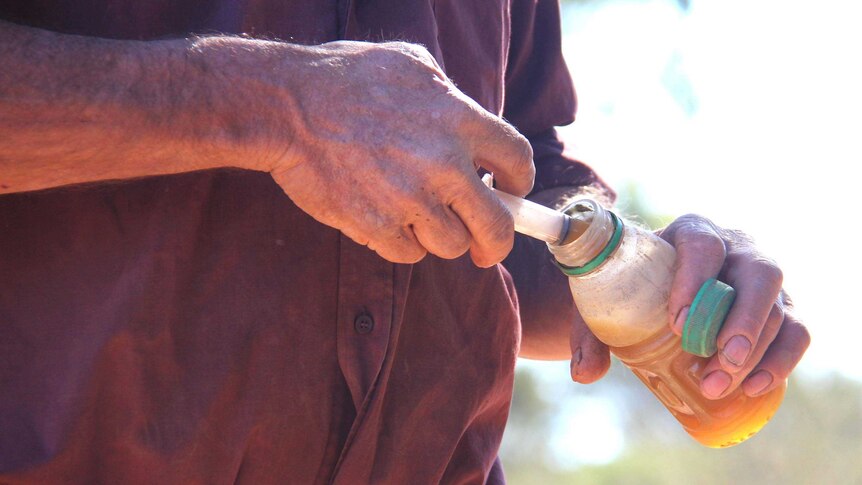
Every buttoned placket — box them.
[330,230,416,484]
[334,233,394,414]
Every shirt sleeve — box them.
[502,0,617,352]
[503,0,615,201]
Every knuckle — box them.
[399,248,428,264]
[752,258,784,288]
[383,247,427,264]
[430,163,474,196]
[434,239,470,260]
[437,153,471,178]
[766,302,785,332]
[470,227,513,267]
[438,165,487,197]
[735,312,765,333]
[423,221,470,261]
[442,229,471,258]
[382,41,435,67]
[722,228,756,249]
[778,289,796,310]
[431,94,474,127]
[321,40,354,51]
[470,251,496,268]
[676,223,726,259]
[675,213,711,226]
[764,321,809,380]
[393,227,428,263]
[509,135,535,176]
[672,214,720,238]
[699,234,727,258]
[388,40,425,55]
[770,354,797,380]
[374,237,427,264]
[789,319,812,352]
[482,205,515,245]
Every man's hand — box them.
[570,214,811,398]
[1,21,533,267]
[247,41,535,266]
[189,38,534,266]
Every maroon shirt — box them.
[0,1,610,483]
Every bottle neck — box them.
[547,199,616,270]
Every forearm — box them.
[0,21,268,193]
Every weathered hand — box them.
[658,215,811,399]
[566,214,811,400]
[199,38,534,266]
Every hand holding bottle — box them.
[495,184,810,401]
[656,215,810,400]
[495,186,811,446]
[546,201,809,446]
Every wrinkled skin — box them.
[195,38,535,267]
[188,38,813,401]
[659,216,809,399]
[1,22,808,406]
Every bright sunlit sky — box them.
[517,0,862,468]
[555,0,862,381]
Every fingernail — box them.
[743,370,774,396]
[571,347,583,378]
[722,335,752,367]
[673,306,690,334]
[572,347,583,368]
[702,370,732,399]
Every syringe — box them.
[482,174,588,246]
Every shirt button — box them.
[354,314,374,335]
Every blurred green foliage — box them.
[611,181,675,230]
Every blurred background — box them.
[499,0,862,483]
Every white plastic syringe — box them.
[482,174,585,246]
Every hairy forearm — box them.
[0,21,267,193]
[1,22,538,267]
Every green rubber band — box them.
[556,211,624,276]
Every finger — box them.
[742,312,810,397]
[699,301,784,399]
[570,308,610,384]
[660,215,727,335]
[361,224,428,264]
[713,255,784,372]
[410,203,472,260]
[448,174,516,267]
[467,115,535,197]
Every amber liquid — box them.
[557,204,786,447]
[612,326,786,448]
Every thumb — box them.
[570,310,611,384]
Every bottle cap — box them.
[556,211,624,276]
[682,278,736,357]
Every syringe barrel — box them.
[493,189,570,245]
